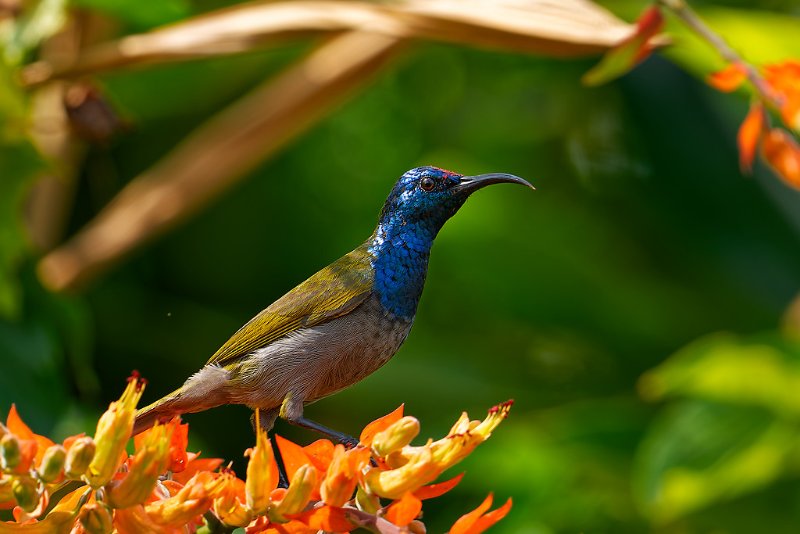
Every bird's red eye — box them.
[420,177,435,192]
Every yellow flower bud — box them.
[372,416,420,457]
[269,464,317,523]
[213,473,252,528]
[65,437,96,479]
[364,445,438,500]
[37,444,66,483]
[12,476,40,513]
[1,434,21,470]
[86,375,145,488]
[245,425,278,515]
[106,423,173,509]
[78,502,114,534]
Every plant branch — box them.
[656,0,783,110]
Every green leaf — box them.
[634,400,800,523]
[639,332,800,417]
[72,0,191,30]
[1,0,68,64]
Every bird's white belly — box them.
[232,296,412,409]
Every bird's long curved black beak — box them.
[455,173,535,195]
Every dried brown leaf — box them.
[24,0,630,85]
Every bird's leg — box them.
[286,416,360,449]
[280,395,360,448]
[250,409,289,488]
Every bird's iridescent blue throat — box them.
[367,166,532,319]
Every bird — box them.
[133,166,533,443]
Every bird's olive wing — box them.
[206,245,374,368]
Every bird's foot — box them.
[287,415,362,449]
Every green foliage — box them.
[0,62,47,319]
[636,333,800,523]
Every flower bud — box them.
[12,477,40,513]
[107,423,172,509]
[65,437,96,479]
[86,375,145,488]
[364,445,438,500]
[79,502,114,534]
[269,464,317,523]
[213,473,252,528]
[1,434,21,470]
[372,416,420,457]
[37,444,66,483]
[245,427,278,515]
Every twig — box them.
[656,0,784,110]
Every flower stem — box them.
[656,0,783,109]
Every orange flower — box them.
[708,63,748,93]
[245,420,278,515]
[364,444,437,500]
[359,405,404,447]
[145,471,225,527]
[371,416,419,457]
[213,472,252,527]
[762,128,800,189]
[449,493,512,534]
[319,445,370,507]
[106,422,173,509]
[764,60,800,131]
[269,464,317,523]
[737,102,765,173]
[385,492,422,527]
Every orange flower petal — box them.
[762,128,800,188]
[737,101,765,172]
[582,5,664,86]
[449,493,494,534]
[385,492,422,527]
[275,434,313,481]
[470,498,513,534]
[708,63,748,92]
[172,456,224,485]
[414,473,464,500]
[294,505,355,532]
[359,405,404,447]
[7,405,34,440]
[303,439,335,472]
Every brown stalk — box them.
[37,31,402,292]
[23,0,631,86]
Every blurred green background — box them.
[3,0,800,532]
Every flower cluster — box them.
[583,1,800,189]
[709,60,800,188]
[0,375,513,533]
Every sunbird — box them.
[134,166,533,442]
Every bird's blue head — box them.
[369,166,533,319]
[378,166,532,232]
